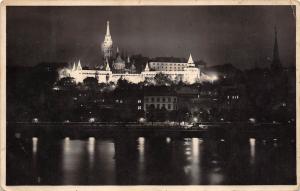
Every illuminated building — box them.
[60,21,216,84]
[101,21,113,60]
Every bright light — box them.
[249,138,256,164]
[166,137,171,143]
[52,86,60,91]
[193,117,198,123]
[212,75,218,81]
[32,137,38,153]
[138,137,145,145]
[89,118,95,123]
[89,137,95,142]
[192,138,199,157]
[139,117,146,123]
[32,118,39,123]
[249,118,256,123]
[88,137,95,156]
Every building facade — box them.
[59,21,217,84]
[144,96,177,111]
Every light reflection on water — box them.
[19,136,296,185]
[32,137,38,153]
[138,137,145,183]
[62,139,85,184]
[87,137,95,169]
[249,138,256,165]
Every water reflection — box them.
[7,135,296,185]
[32,137,38,153]
[182,138,203,184]
[62,139,84,184]
[96,140,116,184]
[87,137,95,168]
[137,137,145,183]
[249,138,256,165]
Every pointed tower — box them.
[101,21,113,60]
[127,56,130,64]
[271,26,282,72]
[144,62,150,72]
[187,53,195,67]
[105,58,111,71]
[72,62,76,71]
[77,60,82,70]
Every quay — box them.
[7,122,295,141]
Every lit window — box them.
[120,100,123,103]
[138,106,142,110]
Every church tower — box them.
[271,26,282,72]
[101,21,113,60]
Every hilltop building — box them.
[60,21,214,84]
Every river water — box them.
[6,136,296,185]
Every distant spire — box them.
[127,56,130,63]
[144,62,150,72]
[105,58,111,71]
[106,21,110,36]
[187,53,195,67]
[116,46,119,53]
[72,62,76,71]
[271,25,282,71]
[77,60,82,70]
[188,53,194,64]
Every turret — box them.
[105,58,111,71]
[72,62,76,71]
[144,62,150,72]
[187,53,195,67]
[77,60,82,70]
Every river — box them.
[6,134,296,185]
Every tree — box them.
[154,73,173,86]
[56,77,76,89]
[83,77,98,90]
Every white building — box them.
[59,21,215,84]
[60,54,201,84]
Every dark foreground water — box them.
[7,135,296,185]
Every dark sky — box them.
[7,6,295,69]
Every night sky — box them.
[7,6,295,69]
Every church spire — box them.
[101,21,113,60]
[144,62,150,72]
[105,58,111,71]
[106,21,110,36]
[187,53,195,67]
[72,62,76,71]
[271,25,282,71]
[77,60,82,70]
